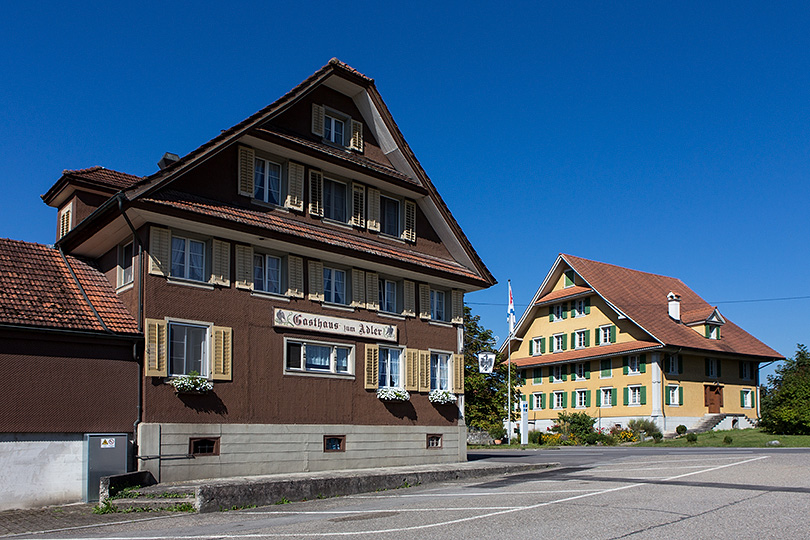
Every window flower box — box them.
[170,372,213,394]
[376,388,410,402]
[428,389,457,405]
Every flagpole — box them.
[507,280,512,445]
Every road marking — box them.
[348,489,600,498]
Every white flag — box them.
[507,281,515,336]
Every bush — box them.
[627,418,662,438]
[676,425,688,436]
[528,430,542,444]
[552,412,596,440]
[723,435,733,445]
[760,344,810,435]
[686,433,698,443]
[652,432,663,443]
[489,425,506,440]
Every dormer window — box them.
[706,324,721,340]
[324,114,345,145]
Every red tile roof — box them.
[0,238,139,335]
[562,254,782,360]
[140,191,484,283]
[63,166,143,190]
[535,286,593,305]
[681,306,718,324]
[510,341,663,367]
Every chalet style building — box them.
[503,254,782,435]
[38,59,495,485]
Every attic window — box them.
[564,270,575,288]
[706,324,721,340]
[324,114,345,145]
[312,104,363,151]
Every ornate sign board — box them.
[273,308,397,342]
[477,351,496,373]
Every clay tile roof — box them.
[511,341,663,368]
[141,191,483,282]
[535,285,593,305]
[681,306,718,325]
[63,166,143,190]
[0,238,139,335]
[562,254,783,360]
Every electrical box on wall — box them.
[83,434,128,502]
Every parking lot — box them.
[11,447,810,539]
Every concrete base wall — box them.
[0,433,83,510]
[138,423,466,484]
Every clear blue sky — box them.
[2,2,807,381]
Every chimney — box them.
[158,152,180,170]
[667,292,681,322]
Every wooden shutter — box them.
[586,390,591,407]
[367,187,381,232]
[311,103,324,137]
[584,329,590,347]
[540,393,546,409]
[678,386,684,406]
[549,307,554,322]
[594,327,601,345]
[584,297,591,315]
[405,349,419,391]
[453,353,464,394]
[610,325,617,343]
[365,272,379,311]
[418,284,430,319]
[596,389,602,408]
[451,290,464,324]
[351,269,366,308]
[561,302,568,319]
[570,332,576,349]
[286,162,305,211]
[308,170,323,217]
[402,199,416,242]
[639,354,647,373]
[418,350,431,392]
[287,255,304,298]
[144,318,168,377]
[364,344,379,390]
[528,394,534,410]
[403,280,416,316]
[562,392,568,408]
[561,364,568,381]
[349,119,364,151]
[640,386,647,405]
[148,226,171,276]
[58,206,72,238]
[540,337,546,354]
[238,146,255,197]
[666,387,671,405]
[561,334,568,351]
[211,326,233,380]
[601,359,611,377]
[210,239,231,287]
[529,339,534,356]
[584,361,591,379]
[623,387,629,406]
[351,183,366,227]
[234,245,253,290]
[623,356,629,375]
[308,260,324,301]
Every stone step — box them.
[110,496,196,512]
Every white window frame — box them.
[284,337,354,376]
[668,385,680,407]
[574,299,586,318]
[168,320,211,377]
[574,362,587,380]
[323,266,347,305]
[324,113,345,145]
[379,195,401,237]
[171,236,206,282]
[430,350,452,391]
[254,253,282,295]
[531,337,543,356]
[742,389,753,409]
[600,387,613,408]
[379,346,405,389]
[553,304,564,321]
[708,325,720,340]
[576,389,587,409]
[552,365,563,383]
[118,241,134,288]
[575,330,586,350]
[532,392,542,409]
[379,278,398,314]
[627,355,640,375]
[628,385,641,406]
[553,391,565,410]
[707,358,718,378]
[552,333,564,353]
[323,177,349,223]
[253,156,283,206]
[430,289,446,321]
[599,325,612,346]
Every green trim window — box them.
[552,333,567,353]
[553,390,566,409]
[740,389,754,409]
[574,362,590,380]
[575,389,590,408]
[626,385,645,406]
[574,298,591,317]
[574,329,589,349]
[666,385,683,406]
[599,387,616,407]
[665,354,683,376]
[600,358,612,378]
[564,269,575,287]
[598,324,617,346]
[532,367,543,384]
[530,337,544,356]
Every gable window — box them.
[430,289,446,321]
[324,114,345,145]
[574,299,589,317]
[575,329,587,349]
[706,324,721,340]
[379,278,397,314]
[323,178,348,223]
[600,387,614,407]
[171,236,206,282]
[379,346,403,388]
[531,337,544,356]
[564,269,575,287]
[323,267,347,305]
[285,339,352,375]
[169,322,208,376]
[380,196,400,237]
[254,157,282,205]
[254,254,281,294]
[430,352,451,391]
[598,325,616,346]
[553,391,565,409]
[118,241,134,287]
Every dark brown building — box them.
[42,59,495,483]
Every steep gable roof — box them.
[42,167,143,206]
[0,238,139,335]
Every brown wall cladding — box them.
[142,272,459,428]
[0,330,139,433]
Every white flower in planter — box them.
[169,371,214,393]
[376,387,410,401]
[428,389,457,404]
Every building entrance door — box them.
[704,385,723,413]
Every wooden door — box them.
[704,385,723,413]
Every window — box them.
[323,178,348,222]
[666,354,681,376]
[706,358,719,378]
[254,157,282,205]
[324,435,345,452]
[253,253,281,294]
[552,365,564,383]
[430,352,451,390]
[741,389,753,409]
[600,388,614,407]
[575,330,587,349]
[576,389,588,408]
[553,304,564,321]
[118,241,134,287]
[600,358,612,378]
[323,267,346,304]
[380,196,400,237]
[286,340,352,374]
[379,278,397,313]
[628,385,641,406]
[379,346,403,388]
[627,355,640,375]
[564,269,575,287]
[707,324,720,340]
[553,333,565,353]
[553,391,565,409]
[532,392,543,409]
[531,337,543,356]
[324,114,345,145]
[667,385,681,406]
[574,299,587,317]
[169,322,208,376]
[189,437,219,456]
[740,361,753,380]
[430,289,446,321]
[574,362,587,380]
[599,325,613,346]
[427,434,443,449]
[531,368,542,384]
[171,236,206,282]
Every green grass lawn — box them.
[636,428,810,447]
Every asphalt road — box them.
[15,447,810,539]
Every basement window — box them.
[189,437,220,456]
[427,434,443,449]
[324,435,346,452]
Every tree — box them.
[463,306,523,438]
[760,344,810,435]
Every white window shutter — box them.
[351,268,366,308]
[144,318,168,377]
[351,183,366,228]
[419,284,431,320]
[309,170,323,217]
[402,199,416,242]
[287,255,304,298]
[211,326,233,380]
[238,146,255,197]
[308,260,324,302]
[451,289,464,324]
[148,226,171,276]
[286,162,305,211]
[210,239,231,287]
[58,206,72,239]
[367,187,380,232]
[234,245,254,290]
[403,280,416,317]
[365,344,379,390]
[350,119,364,152]
[418,350,430,392]
[365,272,379,311]
[312,104,325,137]
[405,349,419,391]
[453,353,465,394]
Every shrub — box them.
[760,344,810,435]
[627,418,662,438]
[652,432,663,443]
[543,433,562,445]
[528,430,542,444]
[676,425,687,436]
[686,433,698,443]
[489,425,506,440]
[723,435,733,445]
[552,412,596,440]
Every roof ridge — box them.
[563,253,687,283]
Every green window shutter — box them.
[623,356,629,375]
[571,391,576,406]
[623,387,629,406]
[549,370,554,383]
[584,329,590,347]
[678,356,684,374]
[601,359,611,377]
[584,297,591,315]
[595,327,601,345]
[665,356,671,374]
[562,392,568,408]
[740,390,745,407]
[562,364,568,381]
[586,390,592,407]
[584,361,591,379]
[639,354,646,373]
[561,302,568,319]
[529,339,534,356]
[549,306,554,322]
[717,360,721,377]
[678,386,683,405]
[705,325,710,338]
[640,386,647,405]
[529,395,534,410]
[610,325,617,343]
[596,391,601,408]
[611,388,617,406]
[562,334,568,351]
[540,393,546,409]
[570,332,576,348]
[751,391,756,408]
[570,303,577,318]
[705,358,710,377]
[564,270,574,286]
[665,388,671,405]
[540,337,546,354]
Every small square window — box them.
[189,437,219,456]
[427,434,443,449]
[324,435,346,452]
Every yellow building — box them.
[503,255,783,435]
